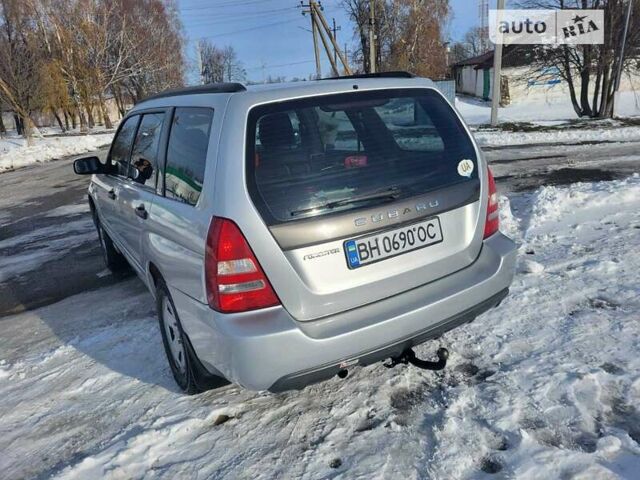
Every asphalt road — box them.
[0,140,638,317]
[0,149,120,317]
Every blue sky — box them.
[178,0,496,83]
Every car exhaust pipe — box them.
[337,369,349,379]
[384,347,449,371]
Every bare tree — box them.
[385,0,450,78]
[115,0,185,102]
[40,60,71,131]
[341,0,399,73]
[450,27,487,64]
[518,0,640,118]
[0,0,43,141]
[199,41,245,83]
[199,39,225,83]
[342,0,449,77]
[265,75,286,83]
[1,0,186,138]
[464,27,485,57]
[221,46,246,82]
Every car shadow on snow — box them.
[31,277,183,393]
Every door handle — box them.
[107,189,116,200]
[135,204,148,220]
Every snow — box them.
[453,93,640,148]
[45,203,91,218]
[451,93,640,148]
[0,130,114,172]
[474,125,640,148]
[1,176,639,478]
[456,90,640,126]
[0,217,96,282]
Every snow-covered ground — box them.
[1,176,639,479]
[474,124,640,148]
[0,129,114,172]
[0,216,95,282]
[456,90,640,126]
[455,91,640,147]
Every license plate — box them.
[344,217,443,269]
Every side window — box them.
[130,112,164,187]
[165,107,214,206]
[110,115,139,176]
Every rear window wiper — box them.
[290,186,402,217]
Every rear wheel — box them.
[156,280,228,394]
[95,216,128,273]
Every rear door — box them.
[116,111,167,271]
[146,107,216,302]
[243,88,484,321]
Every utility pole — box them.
[260,60,267,84]
[369,0,376,73]
[479,0,489,53]
[613,0,633,117]
[312,5,353,75]
[196,41,203,85]
[490,0,505,126]
[301,1,352,77]
[301,1,322,78]
[331,18,341,69]
[314,11,340,76]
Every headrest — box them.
[258,113,295,148]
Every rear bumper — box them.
[171,232,517,391]
[269,288,508,392]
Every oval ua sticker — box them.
[457,159,474,177]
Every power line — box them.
[181,6,297,19]
[245,59,315,71]
[185,10,300,28]
[180,0,283,12]
[198,19,305,39]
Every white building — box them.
[452,47,640,108]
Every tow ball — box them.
[384,347,449,371]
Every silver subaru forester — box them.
[74,73,517,393]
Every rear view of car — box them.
[199,77,516,391]
[246,87,485,317]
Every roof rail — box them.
[321,71,415,81]
[140,83,246,103]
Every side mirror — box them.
[73,156,105,175]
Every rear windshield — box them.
[246,88,477,224]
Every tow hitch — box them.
[384,347,449,371]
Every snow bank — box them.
[431,175,640,478]
[1,177,639,479]
[0,132,114,172]
[474,125,640,147]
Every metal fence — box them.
[433,80,456,104]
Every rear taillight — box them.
[205,217,280,313]
[483,167,500,238]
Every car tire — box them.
[156,280,228,394]
[94,216,128,273]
